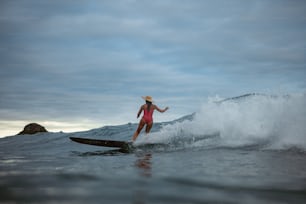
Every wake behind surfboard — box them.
[69,137,134,152]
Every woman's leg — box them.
[132,119,146,141]
[145,122,153,134]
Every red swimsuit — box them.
[142,108,154,124]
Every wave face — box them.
[138,93,306,151]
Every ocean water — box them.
[1,93,306,204]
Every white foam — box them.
[155,93,306,150]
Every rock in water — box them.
[18,123,48,135]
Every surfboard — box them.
[69,137,133,152]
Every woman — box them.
[132,96,169,141]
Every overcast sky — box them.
[1,0,306,137]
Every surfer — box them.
[132,96,169,141]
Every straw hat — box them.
[142,96,153,102]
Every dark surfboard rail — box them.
[69,137,133,152]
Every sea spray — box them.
[148,93,306,150]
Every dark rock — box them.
[18,123,48,135]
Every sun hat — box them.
[142,96,153,102]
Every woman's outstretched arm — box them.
[155,105,169,113]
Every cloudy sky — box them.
[0,0,305,137]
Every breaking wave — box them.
[2,93,306,153]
